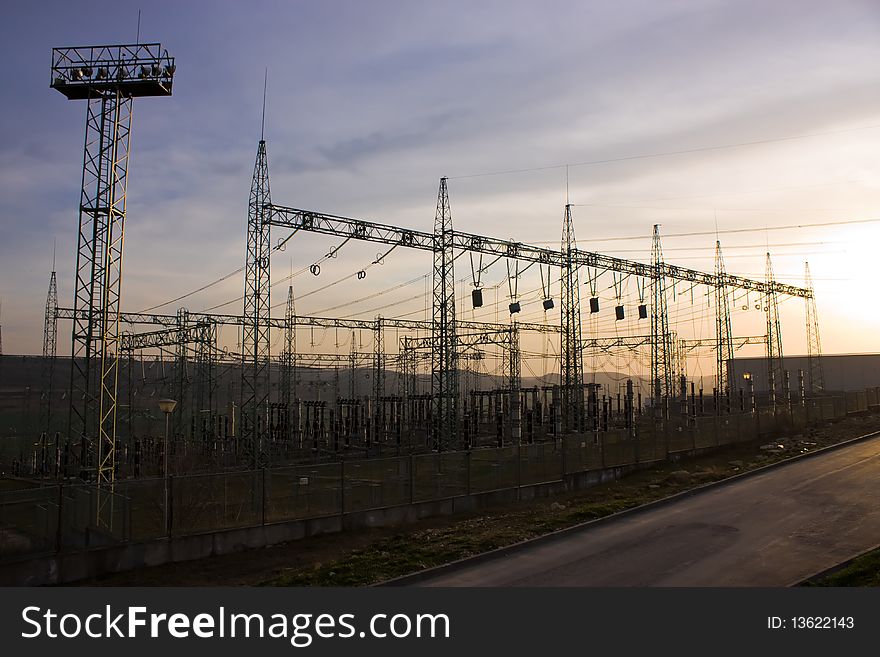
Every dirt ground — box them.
[84,413,880,586]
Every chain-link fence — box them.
[2,388,878,564]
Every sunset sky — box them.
[2,0,879,378]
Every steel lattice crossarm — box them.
[403,329,514,351]
[265,206,436,249]
[679,335,767,352]
[579,334,766,352]
[221,349,372,366]
[581,335,653,351]
[295,353,372,366]
[56,307,556,335]
[51,44,175,99]
[119,323,214,351]
[266,203,812,298]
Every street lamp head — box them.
[158,398,178,414]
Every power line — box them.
[449,123,880,180]
[139,266,244,313]
[535,217,880,243]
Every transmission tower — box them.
[241,138,272,467]
[193,319,217,440]
[400,335,417,403]
[560,204,584,432]
[373,316,385,443]
[51,44,175,485]
[40,270,59,436]
[764,253,784,403]
[508,322,522,443]
[431,178,458,451]
[349,331,358,400]
[173,308,190,437]
[651,225,672,409]
[280,285,297,439]
[804,262,824,394]
[714,241,734,396]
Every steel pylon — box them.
[280,285,297,440]
[765,253,785,403]
[714,241,734,396]
[431,178,458,451]
[241,139,272,467]
[651,225,673,409]
[40,270,59,438]
[804,262,824,394]
[560,204,584,432]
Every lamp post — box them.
[158,398,177,536]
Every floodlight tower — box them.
[51,44,175,486]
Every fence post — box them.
[517,441,522,499]
[340,459,345,516]
[466,450,471,497]
[261,468,267,526]
[55,483,63,553]
[561,435,567,480]
[409,454,415,504]
[167,475,174,538]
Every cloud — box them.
[2,0,880,355]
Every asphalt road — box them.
[413,436,880,586]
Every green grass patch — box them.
[802,548,880,587]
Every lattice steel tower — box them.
[764,253,784,400]
[280,285,297,439]
[804,262,824,394]
[40,269,59,436]
[714,241,734,396]
[374,316,386,440]
[51,44,175,485]
[241,137,272,467]
[560,204,584,432]
[432,178,458,450]
[651,225,672,407]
